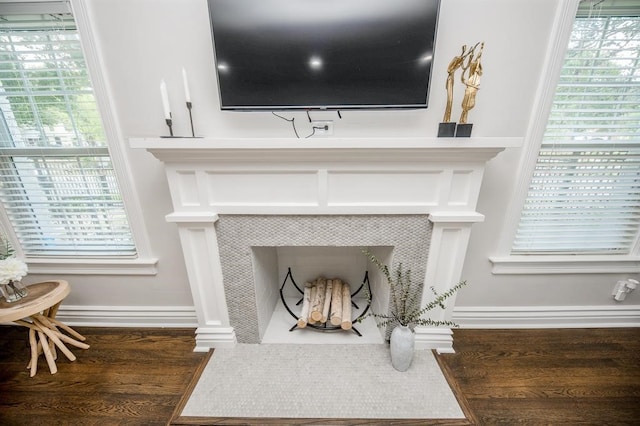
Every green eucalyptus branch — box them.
[359,248,467,329]
[418,281,468,316]
[0,233,15,261]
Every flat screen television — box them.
[207,0,441,111]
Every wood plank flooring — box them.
[438,328,640,425]
[0,326,638,425]
[0,326,205,425]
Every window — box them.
[0,4,136,257]
[512,2,640,256]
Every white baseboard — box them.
[452,305,640,328]
[194,326,237,352]
[414,326,454,353]
[54,305,199,328]
[52,306,236,352]
[17,305,637,339]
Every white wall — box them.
[29,0,636,325]
[86,0,552,140]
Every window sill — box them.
[25,257,159,276]
[489,255,640,275]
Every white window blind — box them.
[513,5,640,255]
[0,8,137,257]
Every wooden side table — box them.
[0,280,89,376]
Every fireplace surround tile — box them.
[215,214,432,343]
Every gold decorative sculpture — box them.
[438,42,484,138]
[459,42,484,125]
[443,44,471,123]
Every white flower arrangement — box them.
[0,257,28,285]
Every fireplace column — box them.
[415,212,484,353]
[166,212,236,352]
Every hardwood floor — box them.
[0,326,638,425]
[0,326,205,425]
[439,328,640,425]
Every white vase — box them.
[390,324,415,372]
[0,280,28,303]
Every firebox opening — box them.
[251,245,393,344]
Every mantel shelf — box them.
[130,136,522,151]
[129,136,522,164]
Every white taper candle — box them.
[160,79,171,120]
[182,68,191,103]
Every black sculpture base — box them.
[455,123,473,137]
[438,122,456,137]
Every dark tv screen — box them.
[207,0,440,110]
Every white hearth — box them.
[131,137,520,352]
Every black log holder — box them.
[279,267,372,336]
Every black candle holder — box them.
[160,104,201,138]
[186,102,195,137]
[165,117,174,137]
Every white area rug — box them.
[180,344,465,420]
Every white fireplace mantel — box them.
[131,136,519,161]
[131,137,520,215]
[131,136,521,352]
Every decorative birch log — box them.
[297,284,312,328]
[330,279,343,326]
[310,278,326,322]
[341,282,352,330]
[292,275,359,331]
[321,279,333,323]
[308,285,318,325]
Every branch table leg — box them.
[33,314,89,349]
[37,330,57,375]
[32,317,76,362]
[28,328,38,377]
[44,316,87,342]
